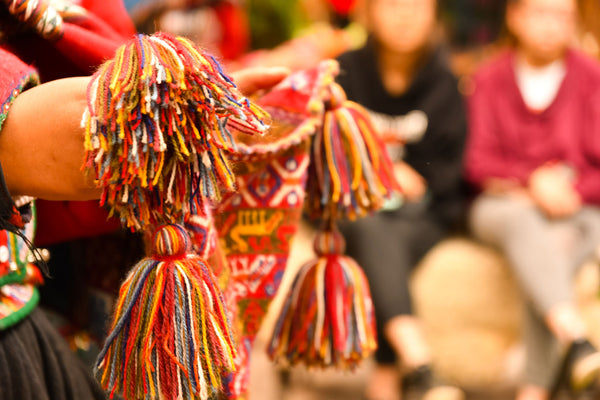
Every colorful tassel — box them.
[268,226,377,368]
[268,62,399,370]
[304,81,400,221]
[81,32,269,230]
[96,224,236,400]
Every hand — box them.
[528,164,582,218]
[393,162,427,202]
[230,66,290,96]
[226,66,291,168]
[482,178,532,203]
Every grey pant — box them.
[470,195,600,388]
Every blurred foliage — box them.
[440,0,507,50]
[246,0,307,49]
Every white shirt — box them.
[515,58,567,111]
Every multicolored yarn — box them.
[96,224,236,400]
[82,32,269,230]
[265,60,398,371]
[1,0,64,40]
[304,81,400,221]
[268,227,376,369]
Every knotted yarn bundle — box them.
[268,227,376,368]
[304,75,399,221]
[82,32,268,230]
[80,33,275,400]
[96,224,236,400]
[267,60,400,369]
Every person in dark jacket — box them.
[336,0,467,399]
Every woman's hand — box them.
[393,161,427,202]
[528,164,581,218]
[230,66,290,96]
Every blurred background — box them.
[113,1,600,399]
[34,1,600,399]
[123,0,600,83]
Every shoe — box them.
[571,341,600,392]
[402,365,464,400]
[550,338,600,398]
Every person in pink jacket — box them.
[465,0,600,399]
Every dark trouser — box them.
[339,201,446,364]
[0,307,107,400]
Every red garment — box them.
[213,1,249,60]
[464,49,600,205]
[328,0,356,15]
[1,0,136,246]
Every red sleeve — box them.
[575,88,600,205]
[575,172,600,205]
[0,48,38,132]
[464,73,533,190]
[52,0,136,74]
[79,0,136,39]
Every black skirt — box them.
[0,307,107,400]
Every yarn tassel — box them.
[81,32,269,230]
[268,70,399,369]
[304,81,400,221]
[96,224,236,400]
[268,225,376,368]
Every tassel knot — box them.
[313,228,346,256]
[153,224,191,257]
[96,223,237,400]
[323,82,347,111]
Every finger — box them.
[537,198,559,219]
[230,66,291,95]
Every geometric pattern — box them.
[212,143,309,399]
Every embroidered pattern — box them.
[0,283,38,329]
[0,71,39,132]
[214,145,309,399]
[0,199,39,330]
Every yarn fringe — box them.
[304,81,399,221]
[268,227,377,369]
[268,61,399,369]
[82,32,269,230]
[96,224,236,400]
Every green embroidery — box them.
[0,71,39,131]
[0,286,39,330]
[0,201,37,287]
[0,268,26,287]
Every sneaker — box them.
[570,340,600,392]
[551,338,600,397]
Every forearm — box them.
[0,77,101,201]
[0,67,289,202]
